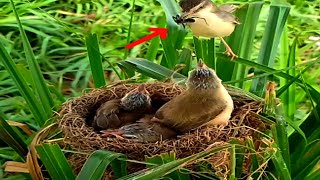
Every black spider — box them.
[172,14,208,28]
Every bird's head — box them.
[186,60,221,90]
[179,0,208,13]
[120,84,152,111]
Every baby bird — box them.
[178,0,240,60]
[92,84,152,130]
[101,115,177,142]
[151,60,234,133]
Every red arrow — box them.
[125,28,168,49]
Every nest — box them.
[58,82,268,178]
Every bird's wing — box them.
[119,122,176,142]
[214,10,240,25]
[154,91,229,133]
[219,4,238,13]
[176,100,228,132]
[96,99,121,115]
[93,99,121,129]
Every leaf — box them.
[178,48,192,76]
[158,0,187,68]
[85,33,106,88]
[245,137,259,179]
[229,55,320,105]
[0,110,28,158]
[250,3,291,96]
[217,2,263,83]
[4,161,29,173]
[272,102,290,171]
[271,142,292,180]
[118,144,231,180]
[36,143,76,180]
[229,144,236,180]
[145,151,190,180]
[229,138,246,178]
[292,140,320,179]
[118,58,186,80]
[0,40,46,125]
[77,150,127,180]
[10,0,54,119]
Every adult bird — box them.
[151,60,234,133]
[177,0,240,60]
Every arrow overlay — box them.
[125,28,168,49]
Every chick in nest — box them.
[102,60,234,142]
[101,115,176,142]
[92,84,152,130]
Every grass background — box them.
[0,0,320,179]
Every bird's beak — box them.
[136,84,149,95]
[197,60,208,70]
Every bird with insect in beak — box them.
[91,84,152,130]
[173,0,240,60]
[102,60,234,142]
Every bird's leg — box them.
[220,37,238,61]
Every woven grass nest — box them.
[58,82,269,178]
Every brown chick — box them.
[92,84,152,130]
[101,115,176,142]
[151,60,234,133]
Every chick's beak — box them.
[136,84,150,95]
[127,84,149,95]
[197,60,208,70]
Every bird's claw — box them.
[224,50,238,61]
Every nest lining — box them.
[58,82,268,177]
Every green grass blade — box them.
[277,64,312,97]
[245,137,259,179]
[10,0,54,118]
[145,15,166,62]
[119,58,186,80]
[118,144,231,180]
[305,167,320,180]
[158,0,187,68]
[206,38,216,69]
[124,0,136,59]
[289,105,320,167]
[77,150,127,180]
[250,3,290,96]
[145,152,190,180]
[229,144,236,180]
[292,140,320,179]
[271,142,292,180]
[36,143,76,180]
[217,2,263,83]
[0,41,46,125]
[272,102,290,171]
[178,48,192,76]
[283,38,297,120]
[85,33,106,88]
[230,138,246,178]
[0,111,28,158]
[229,55,320,104]
[193,37,203,61]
